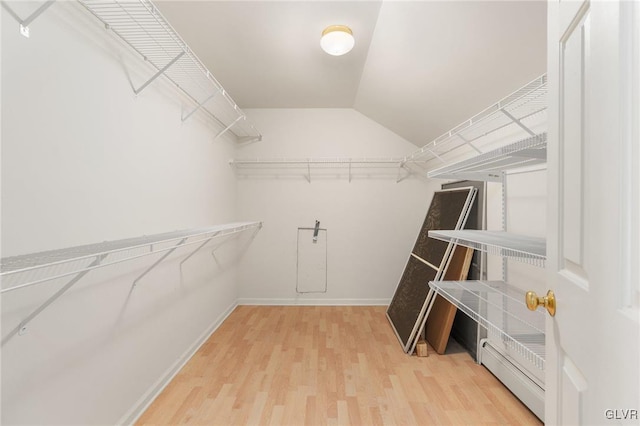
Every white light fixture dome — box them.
[320,25,354,56]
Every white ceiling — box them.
[156,1,547,147]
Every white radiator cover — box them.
[479,338,545,421]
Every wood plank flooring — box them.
[136,306,542,425]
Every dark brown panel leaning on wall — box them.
[386,256,438,347]
[412,189,478,268]
[386,187,476,352]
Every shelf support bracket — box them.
[2,0,56,38]
[456,134,482,154]
[179,232,220,268]
[396,163,411,183]
[1,254,106,345]
[500,109,535,137]
[236,135,263,145]
[215,115,245,140]
[425,147,446,163]
[133,51,186,95]
[133,237,188,287]
[181,90,221,122]
[306,161,311,183]
[348,161,352,183]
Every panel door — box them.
[546,0,639,423]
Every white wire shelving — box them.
[416,75,549,409]
[428,230,546,267]
[404,74,547,176]
[4,0,261,141]
[230,75,547,182]
[76,0,261,143]
[1,222,262,343]
[230,157,410,183]
[428,280,546,370]
[1,222,262,289]
[427,133,547,182]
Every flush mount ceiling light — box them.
[320,25,354,56]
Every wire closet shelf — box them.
[77,0,261,143]
[229,75,547,181]
[230,157,410,182]
[403,74,547,176]
[429,280,546,370]
[1,221,262,292]
[427,132,547,182]
[428,230,546,267]
[231,157,405,166]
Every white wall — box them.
[235,108,437,304]
[1,3,244,424]
[0,3,551,422]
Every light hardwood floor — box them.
[136,306,542,425]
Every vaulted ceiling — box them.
[156,1,547,147]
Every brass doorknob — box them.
[525,290,556,316]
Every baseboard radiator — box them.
[478,339,545,421]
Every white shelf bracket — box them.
[396,163,411,183]
[1,254,106,346]
[181,90,221,123]
[457,134,483,154]
[2,0,56,38]
[215,114,245,140]
[425,147,446,163]
[132,237,188,287]
[500,109,536,137]
[348,161,352,183]
[306,161,312,183]
[236,135,263,145]
[179,232,220,268]
[133,51,186,95]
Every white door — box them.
[546,0,639,424]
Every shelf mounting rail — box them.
[76,0,261,143]
[0,222,262,344]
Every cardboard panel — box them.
[426,245,474,354]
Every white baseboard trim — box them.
[237,298,390,306]
[118,301,239,426]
